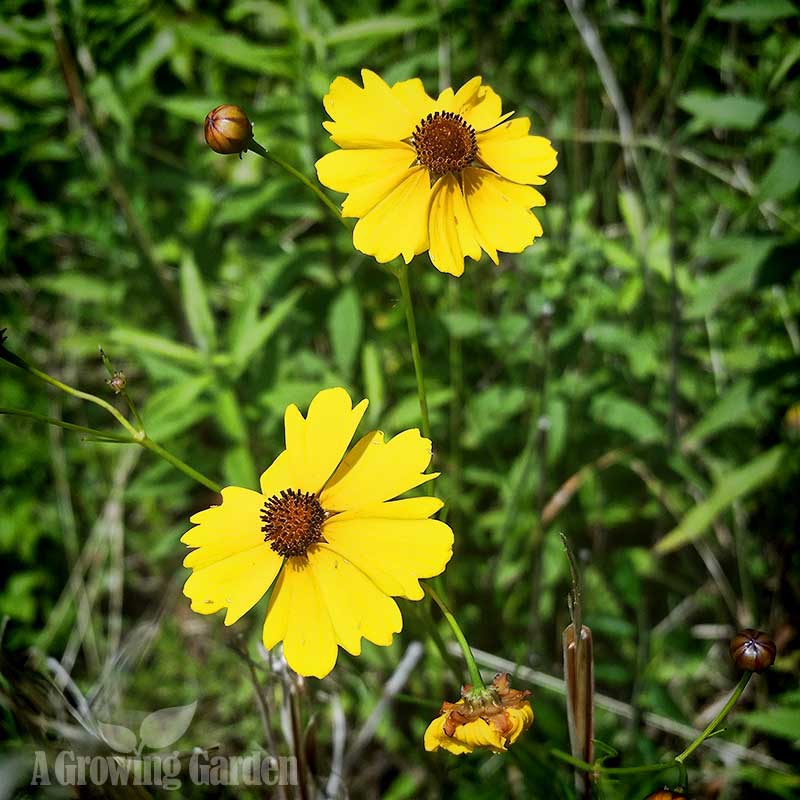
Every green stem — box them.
[0,408,135,442]
[248,139,348,228]
[395,263,431,440]
[675,671,752,763]
[425,584,484,689]
[2,347,138,436]
[550,749,675,776]
[141,437,222,493]
[2,344,222,494]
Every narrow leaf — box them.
[655,445,786,554]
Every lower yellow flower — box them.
[315,70,557,277]
[424,673,533,755]
[182,387,454,678]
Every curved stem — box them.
[2,347,138,436]
[550,749,675,776]
[425,584,484,689]
[248,140,348,228]
[675,671,752,763]
[141,437,221,493]
[0,408,135,442]
[2,344,222,493]
[395,263,431,440]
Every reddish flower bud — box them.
[204,105,253,155]
[729,629,776,673]
[644,791,688,800]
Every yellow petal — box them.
[262,564,292,649]
[329,496,444,523]
[267,557,338,678]
[321,428,437,511]
[322,515,454,600]
[341,165,416,219]
[506,704,535,745]
[183,545,282,625]
[428,174,482,277]
[259,451,293,497]
[352,167,432,263]
[391,77,437,120]
[452,77,482,111]
[323,69,417,147]
[182,486,264,549]
[458,82,511,132]
[477,118,558,184]
[315,146,415,195]
[454,719,508,753]
[436,87,456,112]
[424,714,474,754]
[284,387,368,495]
[462,167,544,264]
[308,545,402,655]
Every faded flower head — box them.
[315,71,557,277]
[204,104,253,155]
[424,673,533,755]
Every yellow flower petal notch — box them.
[424,673,533,755]
[182,387,454,679]
[315,71,557,277]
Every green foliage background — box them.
[1,0,799,798]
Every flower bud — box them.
[729,629,776,673]
[204,105,253,155]
[106,371,127,394]
[643,791,688,800]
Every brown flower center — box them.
[261,489,326,558]
[412,111,477,178]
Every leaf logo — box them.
[97,701,197,755]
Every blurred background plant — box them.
[1,0,799,798]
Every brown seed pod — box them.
[729,629,777,673]
[204,104,253,155]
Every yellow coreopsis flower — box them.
[182,387,454,678]
[315,70,557,277]
[424,673,534,755]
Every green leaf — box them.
[759,147,800,200]
[739,707,800,741]
[143,374,212,440]
[328,286,363,377]
[713,0,797,23]
[655,445,786,553]
[683,380,762,448]
[590,393,664,444]
[361,342,385,427]
[618,189,647,256]
[685,238,776,318]
[36,273,123,304]
[174,22,292,75]
[180,255,216,353]
[679,91,767,131]
[110,329,203,366]
[325,14,436,45]
[231,287,304,376]
[223,444,257,489]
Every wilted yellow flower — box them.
[424,673,534,755]
[315,71,557,277]
[182,388,453,678]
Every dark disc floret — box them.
[261,489,327,558]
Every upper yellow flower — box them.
[315,70,557,277]
[424,673,534,755]
[182,387,454,678]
